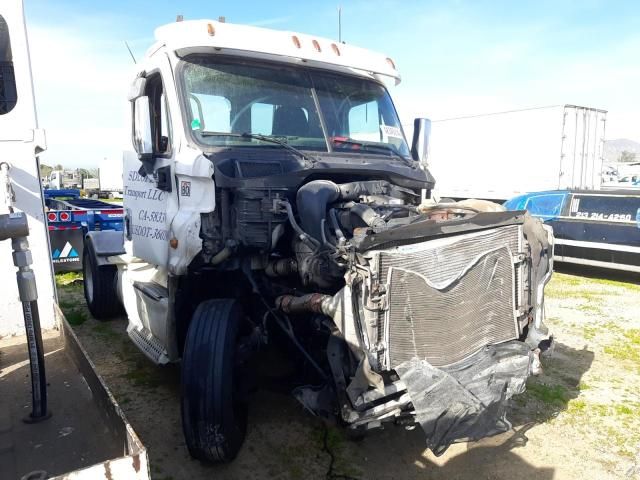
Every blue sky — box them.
[24,0,640,167]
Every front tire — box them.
[181,299,248,463]
[82,240,123,320]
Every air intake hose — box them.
[296,180,341,242]
[296,180,391,242]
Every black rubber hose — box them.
[297,180,394,241]
[296,180,340,242]
[22,299,49,422]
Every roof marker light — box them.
[207,23,215,36]
[331,43,341,56]
[292,35,301,48]
[312,40,321,52]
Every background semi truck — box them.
[83,18,555,464]
[428,104,607,201]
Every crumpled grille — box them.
[379,228,520,368]
[378,225,521,284]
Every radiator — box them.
[372,225,523,368]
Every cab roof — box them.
[151,19,401,84]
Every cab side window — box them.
[145,74,171,155]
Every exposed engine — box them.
[196,156,554,455]
[201,174,452,291]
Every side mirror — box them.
[411,117,431,168]
[133,96,153,157]
[128,76,147,101]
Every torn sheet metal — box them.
[395,341,532,456]
[522,213,553,328]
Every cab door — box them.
[123,70,174,267]
[121,66,181,363]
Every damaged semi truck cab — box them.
[83,19,555,462]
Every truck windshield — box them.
[181,56,411,160]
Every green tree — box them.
[619,151,636,163]
[39,163,53,178]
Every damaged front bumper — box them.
[395,341,535,455]
[301,212,555,454]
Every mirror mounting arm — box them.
[138,153,155,177]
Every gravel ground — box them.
[56,265,640,480]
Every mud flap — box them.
[395,341,533,456]
[50,227,84,273]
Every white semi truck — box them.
[83,19,555,463]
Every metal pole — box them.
[580,109,587,189]
[558,108,568,189]
[338,6,342,43]
[600,115,607,185]
[572,108,578,188]
[583,109,591,188]
[591,111,598,189]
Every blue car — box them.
[504,189,640,273]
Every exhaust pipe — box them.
[275,292,341,318]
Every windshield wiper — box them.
[331,137,415,167]
[199,132,317,166]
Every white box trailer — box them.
[82,177,100,191]
[428,105,607,201]
[98,157,123,197]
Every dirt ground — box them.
[55,265,640,480]
[0,333,123,479]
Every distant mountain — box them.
[604,138,640,162]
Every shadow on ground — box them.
[511,341,595,424]
[57,274,596,480]
[0,335,122,479]
[337,340,594,480]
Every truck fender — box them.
[85,230,125,266]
